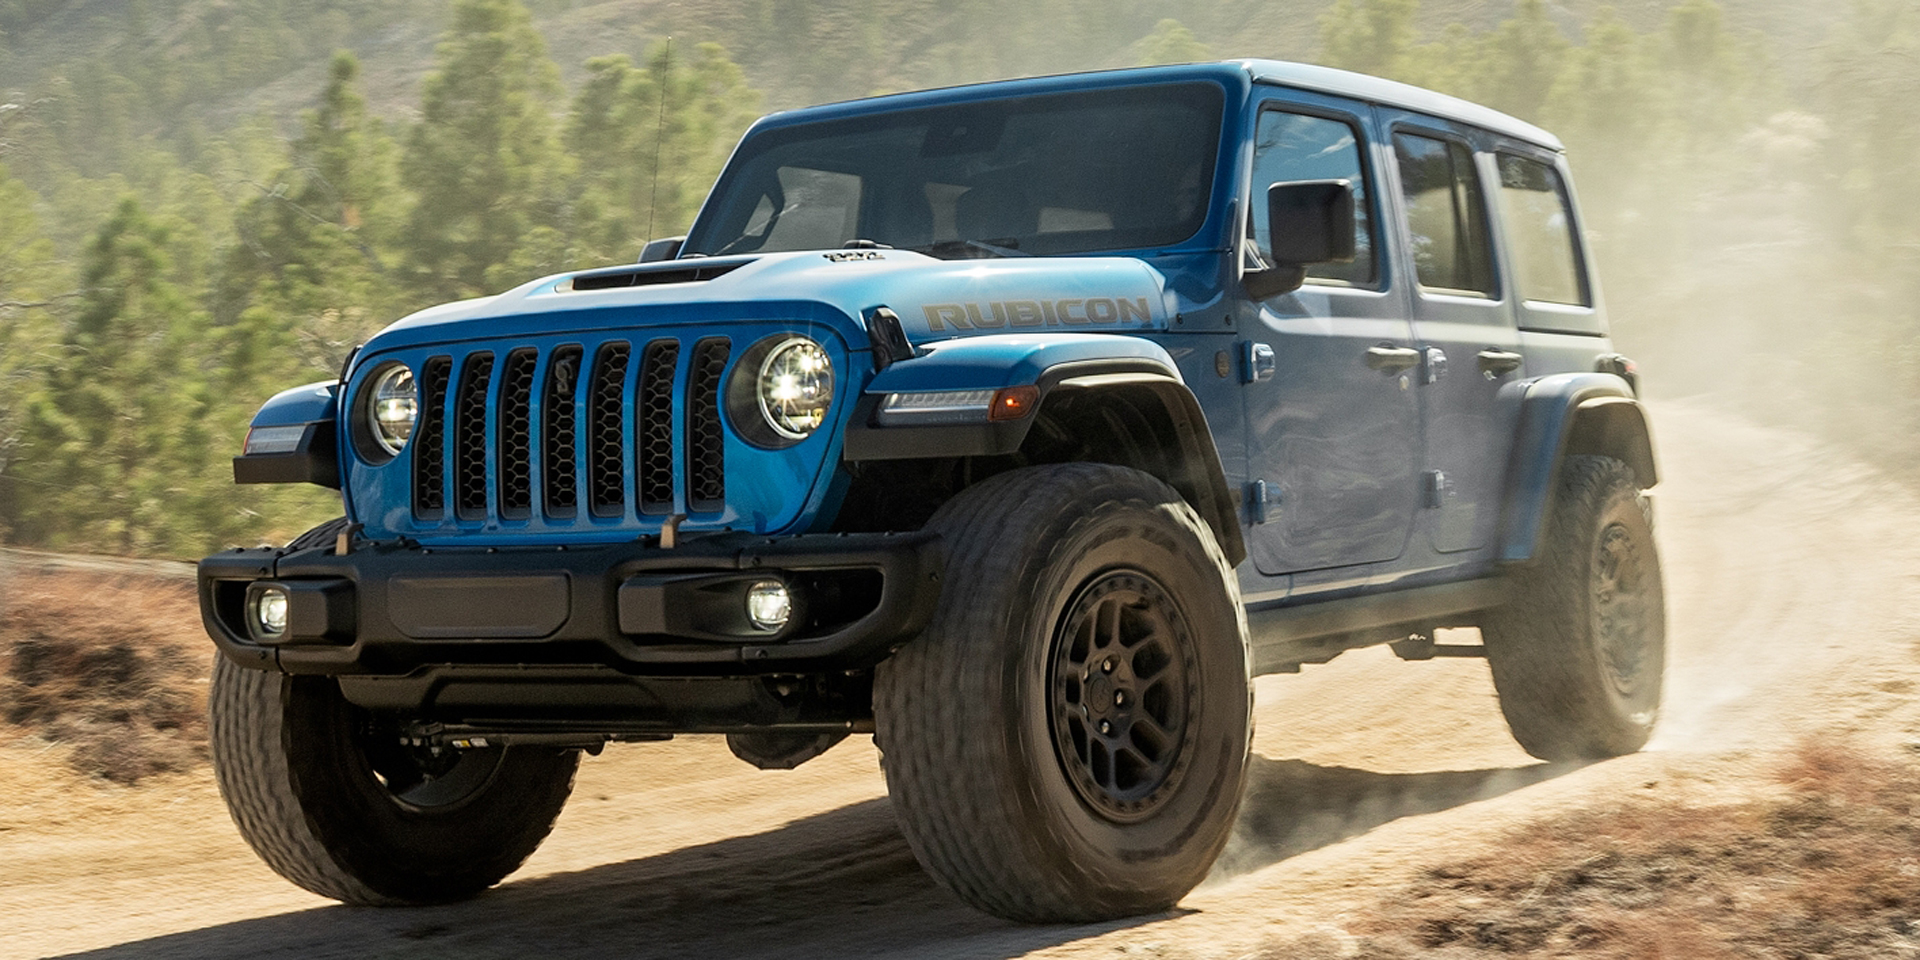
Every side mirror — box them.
[638,236,685,263]
[1245,180,1355,299]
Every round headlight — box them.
[757,337,834,440]
[366,364,418,458]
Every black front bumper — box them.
[198,531,944,679]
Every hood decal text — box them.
[922,297,1153,332]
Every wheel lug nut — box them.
[1114,691,1127,707]
[1098,720,1112,735]
[1102,658,1115,674]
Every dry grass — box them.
[1254,737,1920,958]
[0,570,213,783]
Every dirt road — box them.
[6,398,1919,960]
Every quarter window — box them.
[1495,155,1589,306]
[1249,110,1376,286]
[1393,133,1495,297]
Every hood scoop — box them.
[565,258,753,292]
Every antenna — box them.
[646,37,672,244]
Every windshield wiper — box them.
[912,238,1031,260]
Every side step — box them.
[1248,577,1508,675]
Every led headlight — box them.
[363,364,418,459]
[758,337,834,440]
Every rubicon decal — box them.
[921,297,1154,331]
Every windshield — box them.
[683,81,1225,259]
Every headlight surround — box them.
[357,363,419,462]
[728,335,835,448]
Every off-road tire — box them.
[874,464,1252,922]
[209,521,579,906]
[1482,456,1666,761]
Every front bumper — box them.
[198,531,944,679]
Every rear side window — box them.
[1393,133,1495,297]
[1495,155,1589,306]
[1249,109,1376,286]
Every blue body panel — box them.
[250,381,340,429]
[298,58,1643,593]
[866,334,1180,394]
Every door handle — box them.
[1365,344,1421,374]
[1476,348,1524,378]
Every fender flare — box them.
[1497,372,1657,563]
[840,334,1244,566]
[232,380,341,488]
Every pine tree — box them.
[0,164,63,542]
[562,42,760,268]
[1317,0,1419,81]
[1133,18,1212,66]
[402,0,568,301]
[225,52,406,380]
[12,198,230,555]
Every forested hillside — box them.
[0,0,1914,557]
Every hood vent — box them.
[567,260,750,292]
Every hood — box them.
[359,250,1175,359]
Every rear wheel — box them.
[1483,455,1666,761]
[875,464,1251,922]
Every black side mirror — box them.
[639,236,685,263]
[1245,180,1356,299]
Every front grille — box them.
[588,342,631,517]
[412,356,453,517]
[687,338,730,513]
[409,338,729,526]
[497,348,539,519]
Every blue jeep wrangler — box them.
[200,60,1663,922]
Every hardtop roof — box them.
[754,60,1563,152]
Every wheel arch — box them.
[1497,372,1657,563]
[836,337,1245,566]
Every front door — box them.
[1241,100,1420,576]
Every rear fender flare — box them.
[1497,373,1657,563]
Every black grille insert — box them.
[454,353,495,519]
[544,345,582,517]
[412,356,453,518]
[587,342,631,517]
[497,348,539,519]
[636,340,680,514]
[687,338,730,513]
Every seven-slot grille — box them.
[409,338,731,524]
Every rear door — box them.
[1377,112,1524,555]
[1241,94,1420,576]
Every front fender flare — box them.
[232,381,341,488]
[840,333,1243,566]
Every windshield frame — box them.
[682,68,1246,261]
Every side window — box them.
[1250,109,1376,286]
[1495,155,1589,306]
[1392,133,1495,297]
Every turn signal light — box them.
[989,386,1039,421]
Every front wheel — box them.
[209,657,579,905]
[1482,455,1666,761]
[875,464,1252,922]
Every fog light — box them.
[251,585,291,640]
[745,580,792,631]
